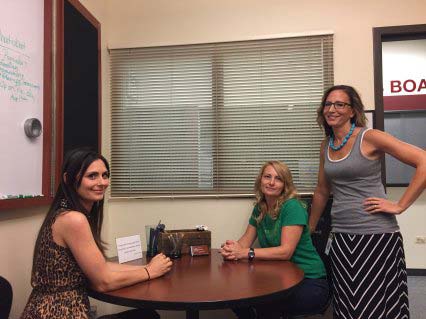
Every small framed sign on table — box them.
[190,245,210,256]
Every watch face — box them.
[248,248,255,260]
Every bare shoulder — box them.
[52,211,91,247]
[363,128,397,147]
[55,211,90,232]
[364,128,418,148]
[363,128,425,165]
[363,128,387,140]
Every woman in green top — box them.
[221,160,329,318]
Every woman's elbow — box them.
[413,151,426,169]
[283,252,294,260]
[91,278,114,293]
[92,283,108,293]
[419,157,426,172]
[277,248,294,260]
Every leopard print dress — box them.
[21,215,90,319]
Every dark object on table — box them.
[166,232,184,259]
[147,221,165,257]
[157,229,211,255]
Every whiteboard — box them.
[0,0,44,196]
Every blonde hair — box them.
[254,160,298,224]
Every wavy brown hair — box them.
[254,161,298,224]
[316,85,367,136]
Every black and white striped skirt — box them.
[330,232,409,319]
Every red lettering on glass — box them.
[390,79,426,93]
[419,79,426,91]
[390,80,401,93]
[403,80,416,92]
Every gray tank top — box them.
[324,127,399,234]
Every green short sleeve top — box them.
[249,198,326,279]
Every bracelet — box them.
[144,267,151,280]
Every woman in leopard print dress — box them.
[21,148,172,319]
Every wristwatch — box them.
[248,247,255,261]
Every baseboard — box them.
[407,268,426,276]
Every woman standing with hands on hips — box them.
[221,161,329,319]
[21,148,172,319]
[309,85,426,319]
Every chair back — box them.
[0,276,13,319]
[307,198,333,279]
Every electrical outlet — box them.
[415,236,426,244]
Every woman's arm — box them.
[106,262,145,272]
[309,140,331,232]
[221,225,303,261]
[363,129,426,214]
[237,224,257,248]
[53,211,172,292]
[249,225,303,260]
[220,224,257,260]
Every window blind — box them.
[110,35,333,197]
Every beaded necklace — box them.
[329,122,355,151]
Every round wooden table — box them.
[89,249,304,319]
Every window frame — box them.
[109,33,334,198]
[373,24,426,187]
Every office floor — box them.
[302,276,426,319]
[407,276,426,319]
[197,275,425,319]
[105,276,425,318]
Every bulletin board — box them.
[0,0,52,208]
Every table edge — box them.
[89,280,302,311]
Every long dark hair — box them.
[31,148,109,281]
[316,85,367,136]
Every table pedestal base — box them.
[186,309,199,319]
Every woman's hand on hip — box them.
[364,197,404,215]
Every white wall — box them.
[1,0,425,318]
[0,207,45,318]
[391,188,426,268]
[102,0,426,108]
[97,0,426,265]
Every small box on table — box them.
[157,229,211,255]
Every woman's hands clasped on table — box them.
[145,253,173,279]
[220,240,247,261]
